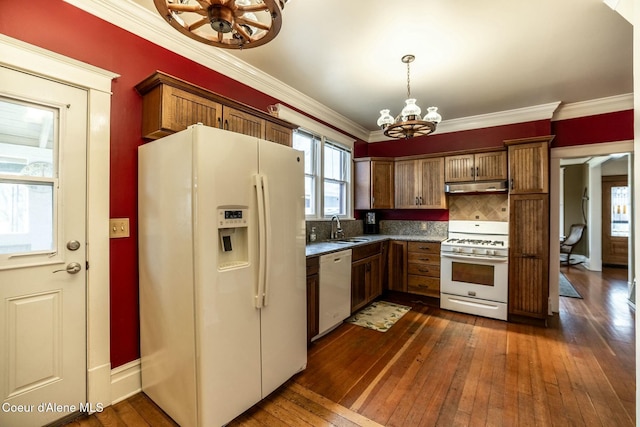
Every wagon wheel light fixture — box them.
[377,54,442,139]
[154,0,289,49]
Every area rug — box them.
[346,301,411,332]
[559,273,582,299]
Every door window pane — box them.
[0,182,54,254]
[611,185,630,237]
[0,98,57,255]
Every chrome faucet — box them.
[330,215,344,240]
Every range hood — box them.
[445,180,508,194]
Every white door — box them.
[0,66,87,427]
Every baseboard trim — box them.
[110,359,141,404]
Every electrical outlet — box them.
[110,218,130,238]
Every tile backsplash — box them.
[448,194,509,221]
[305,219,447,241]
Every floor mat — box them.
[345,301,411,332]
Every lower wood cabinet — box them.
[508,194,549,322]
[387,240,408,292]
[351,242,383,313]
[306,256,319,344]
[406,242,441,298]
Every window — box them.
[293,129,352,219]
[0,98,57,255]
[323,142,350,216]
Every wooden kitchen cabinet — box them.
[508,194,549,323]
[505,135,553,325]
[406,242,441,298]
[135,71,296,145]
[445,151,507,183]
[351,242,383,313]
[354,158,394,210]
[306,256,319,344]
[387,240,407,292]
[395,157,446,209]
[504,136,553,194]
[221,105,265,138]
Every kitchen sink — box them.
[336,238,370,243]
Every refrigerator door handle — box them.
[254,174,267,309]
[261,174,272,307]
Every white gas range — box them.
[440,220,509,321]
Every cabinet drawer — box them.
[408,241,440,254]
[408,263,440,277]
[408,252,440,264]
[408,275,440,297]
[306,256,319,276]
[352,242,382,262]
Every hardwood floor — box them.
[65,266,635,426]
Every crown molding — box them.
[551,93,633,121]
[63,0,371,141]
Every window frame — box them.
[293,128,353,220]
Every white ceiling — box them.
[86,0,633,138]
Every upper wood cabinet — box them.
[395,157,446,209]
[504,136,553,194]
[135,71,297,145]
[354,158,394,210]
[445,151,507,183]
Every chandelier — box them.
[377,55,442,139]
[154,0,289,49]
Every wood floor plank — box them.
[65,266,634,427]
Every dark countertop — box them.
[306,234,446,258]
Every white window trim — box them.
[284,105,356,220]
[276,104,356,150]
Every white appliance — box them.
[316,249,352,339]
[138,124,307,427]
[440,220,509,320]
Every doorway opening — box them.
[551,141,634,314]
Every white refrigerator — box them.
[138,124,307,427]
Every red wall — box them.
[0,0,285,368]
[1,0,633,368]
[551,110,633,147]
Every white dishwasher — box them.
[315,249,352,340]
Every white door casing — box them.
[0,34,117,422]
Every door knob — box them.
[53,262,82,274]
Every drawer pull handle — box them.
[418,268,430,273]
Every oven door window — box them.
[451,261,494,287]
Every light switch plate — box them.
[110,218,130,238]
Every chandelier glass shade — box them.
[377,55,442,139]
[154,0,288,49]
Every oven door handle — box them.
[441,253,508,263]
